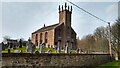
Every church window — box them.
[48,44,50,48]
[35,34,38,46]
[35,34,38,42]
[40,33,42,44]
[45,32,48,43]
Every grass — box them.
[2,47,27,53]
[2,48,14,53]
[98,60,120,68]
[45,48,56,53]
[2,47,76,53]
[69,50,76,53]
[2,47,57,53]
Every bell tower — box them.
[58,3,73,49]
[59,3,72,27]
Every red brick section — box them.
[32,29,54,47]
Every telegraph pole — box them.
[108,22,112,57]
[66,0,112,56]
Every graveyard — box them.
[2,46,56,53]
[1,38,77,54]
[2,44,76,54]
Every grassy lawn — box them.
[2,47,57,53]
[2,47,76,53]
[2,47,27,53]
[99,60,120,68]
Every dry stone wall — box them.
[2,53,113,67]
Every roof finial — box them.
[71,6,72,11]
[65,3,67,10]
[44,24,46,27]
[68,5,69,11]
[28,37,31,41]
[62,5,63,10]
[59,5,60,12]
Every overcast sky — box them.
[0,0,119,42]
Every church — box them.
[32,3,77,50]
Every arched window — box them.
[35,34,38,46]
[45,32,48,43]
[40,33,42,44]
[36,34,38,40]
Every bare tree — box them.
[110,19,120,60]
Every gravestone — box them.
[57,45,60,53]
[8,49,10,53]
[14,50,19,53]
[32,45,36,53]
[54,45,57,50]
[8,43,11,49]
[1,42,5,50]
[39,43,45,53]
[57,41,60,53]
[26,39,32,53]
[39,44,42,53]
[65,45,69,53]
[76,48,81,53]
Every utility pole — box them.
[66,0,113,56]
[108,22,112,57]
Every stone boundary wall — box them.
[2,53,113,67]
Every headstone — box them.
[65,45,69,53]
[26,40,32,53]
[8,43,10,49]
[39,43,45,53]
[20,50,23,53]
[32,45,36,53]
[57,41,60,53]
[1,42,5,50]
[39,44,42,53]
[8,49,10,53]
[54,45,57,50]
[14,50,19,53]
[57,45,60,53]
[76,48,81,53]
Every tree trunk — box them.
[115,52,118,61]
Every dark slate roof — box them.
[6,39,18,42]
[71,27,77,35]
[32,23,60,34]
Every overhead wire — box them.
[66,0,109,24]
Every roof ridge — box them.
[32,23,60,34]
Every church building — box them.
[32,3,77,50]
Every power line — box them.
[66,0,112,56]
[66,0,108,24]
